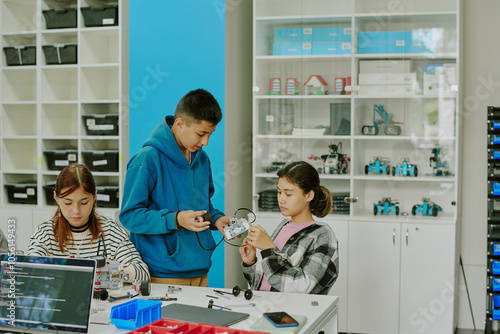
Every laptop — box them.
[0,254,96,333]
[161,303,249,326]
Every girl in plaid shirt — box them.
[240,161,338,295]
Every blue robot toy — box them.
[374,197,400,215]
[365,157,391,175]
[412,198,443,217]
[392,158,418,177]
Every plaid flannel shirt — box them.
[242,219,339,295]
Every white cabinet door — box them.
[325,219,348,333]
[347,221,401,334]
[399,223,456,334]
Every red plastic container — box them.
[126,319,269,334]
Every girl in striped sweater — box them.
[27,163,150,283]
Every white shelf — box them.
[0,0,126,207]
[254,94,351,99]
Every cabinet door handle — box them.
[406,229,409,246]
[393,228,396,245]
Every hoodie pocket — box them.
[163,229,216,274]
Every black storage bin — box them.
[44,150,78,170]
[82,150,119,172]
[81,6,118,27]
[3,46,36,66]
[42,8,77,29]
[5,183,37,205]
[42,44,77,65]
[96,186,119,208]
[43,183,56,205]
[82,114,119,136]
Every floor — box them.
[455,329,485,334]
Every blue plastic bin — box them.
[493,295,500,319]
[492,277,500,291]
[110,299,161,330]
[492,260,500,275]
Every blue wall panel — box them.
[129,0,226,287]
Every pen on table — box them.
[213,290,231,300]
[206,294,219,299]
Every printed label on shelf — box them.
[93,160,108,166]
[14,193,28,199]
[68,154,77,161]
[27,188,35,196]
[55,160,69,167]
[87,119,96,126]
[97,194,110,202]
[89,124,114,130]
[102,18,115,25]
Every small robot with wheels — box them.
[392,158,418,177]
[362,104,403,136]
[374,197,400,215]
[412,198,442,217]
[365,157,391,175]
[429,147,451,176]
[320,142,350,174]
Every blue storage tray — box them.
[313,27,351,42]
[493,295,500,319]
[492,277,500,291]
[312,42,351,55]
[274,28,312,43]
[492,260,500,275]
[110,299,161,330]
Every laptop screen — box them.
[0,254,96,333]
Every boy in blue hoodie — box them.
[120,89,231,286]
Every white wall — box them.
[224,0,254,288]
[457,0,500,329]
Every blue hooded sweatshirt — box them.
[119,116,224,278]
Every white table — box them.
[89,284,338,334]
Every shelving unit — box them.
[486,106,500,333]
[0,0,126,213]
[252,1,461,333]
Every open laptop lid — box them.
[0,254,96,334]
[161,303,249,327]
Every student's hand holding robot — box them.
[245,225,275,251]
[176,210,211,232]
[239,235,257,265]
[214,215,232,236]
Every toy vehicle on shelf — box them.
[374,197,400,215]
[392,158,418,177]
[319,142,350,174]
[365,157,391,175]
[429,147,451,176]
[362,104,403,136]
[412,198,443,217]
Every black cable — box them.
[195,208,256,250]
[460,255,476,330]
[196,232,224,251]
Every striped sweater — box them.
[27,215,150,283]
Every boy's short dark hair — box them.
[174,89,222,125]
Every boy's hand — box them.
[214,216,231,236]
[177,210,210,232]
[239,236,257,265]
[246,225,275,250]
